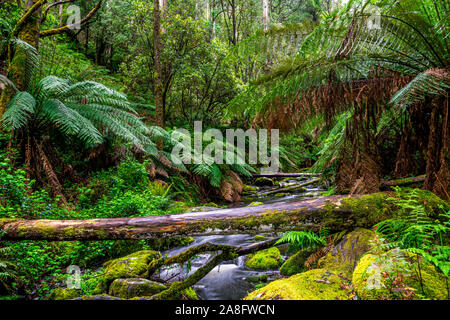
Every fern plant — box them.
[0,40,184,200]
[231,0,449,195]
[0,230,15,294]
[375,188,450,279]
[275,230,327,250]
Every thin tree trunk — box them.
[263,0,269,31]
[154,0,165,129]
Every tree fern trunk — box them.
[0,0,42,118]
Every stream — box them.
[158,175,325,300]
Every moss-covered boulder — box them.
[353,249,449,300]
[317,228,376,275]
[95,250,161,293]
[72,295,123,301]
[244,269,348,300]
[247,202,264,207]
[245,247,282,270]
[242,185,259,195]
[129,287,198,300]
[109,278,166,299]
[280,249,314,276]
[274,193,291,198]
[50,288,81,300]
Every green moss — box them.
[245,247,282,270]
[247,202,264,207]
[247,274,269,283]
[280,249,315,276]
[50,288,81,300]
[317,228,376,276]
[182,287,198,300]
[274,193,291,197]
[109,278,166,299]
[244,269,348,300]
[254,235,268,242]
[72,295,123,300]
[352,249,449,300]
[242,185,258,195]
[98,250,161,292]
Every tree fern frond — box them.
[2,91,35,130]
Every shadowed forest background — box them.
[0,0,448,301]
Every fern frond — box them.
[2,91,36,130]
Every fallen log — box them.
[252,173,321,178]
[257,178,321,197]
[0,195,381,241]
[150,238,279,300]
[380,175,426,189]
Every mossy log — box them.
[380,175,426,189]
[0,195,391,241]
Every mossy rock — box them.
[254,235,268,242]
[97,250,161,292]
[245,247,282,270]
[352,249,449,300]
[244,269,348,300]
[280,249,315,276]
[254,177,275,186]
[274,193,291,198]
[109,278,166,299]
[50,288,81,300]
[247,274,269,283]
[317,228,376,275]
[128,287,198,300]
[247,202,264,207]
[242,185,259,195]
[72,295,123,301]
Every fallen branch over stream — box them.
[148,238,279,300]
[257,178,322,197]
[252,173,321,178]
[0,195,365,241]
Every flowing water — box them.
[158,176,325,300]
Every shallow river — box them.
[158,176,325,300]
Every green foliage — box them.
[275,230,327,250]
[0,230,16,294]
[0,2,20,43]
[375,188,450,276]
[0,154,66,220]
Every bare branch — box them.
[39,0,103,37]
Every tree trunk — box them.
[0,195,386,241]
[154,0,165,129]
[424,101,443,192]
[263,0,269,31]
[0,0,42,117]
